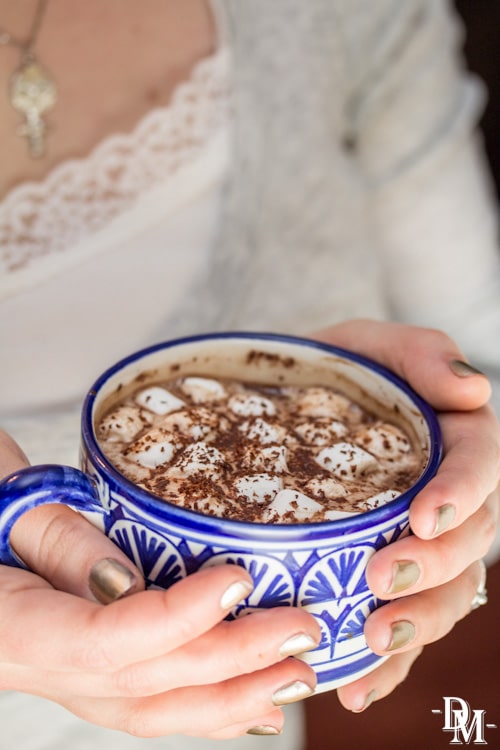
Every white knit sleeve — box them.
[347,0,500,415]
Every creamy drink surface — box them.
[96,374,425,523]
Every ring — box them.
[470,559,488,611]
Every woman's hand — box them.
[0,430,320,739]
[313,319,500,712]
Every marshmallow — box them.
[323,509,357,521]
[160,407,228,442]
[169,441,225,478]
[306,476,348,499]
[97,405,144,442]
[125,429,178,469]
[315,442,378,479]
[263,489,324,522]
[135,386,185,415]
[228,393,276,417]
[294,418,348,446]
[243,445,289,473]
[356,423,412,460]
[180,377,227,403]
[364,489,401,509]
[295,388,354,419]
[235,473,283,503]
[239,418,285,445]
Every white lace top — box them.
[0,44,232,426]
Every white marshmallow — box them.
[239,418,286,445]
[235,474,283,504]
[228,393,276,417]
[356,423,412,460]
[364,489,401,509]
[160,407,227,442]
[98,405,144,443]
[180,377,227,403]
[135,386,185,415]
[306,477,347,499]
[323,509,357,521]
[263,489,323,522]
[294,418,348,446]
[125,429,178,469]
[242,445,289,473]
[169,441,225,478]
[315,442,378,479]
[296,388,354,419]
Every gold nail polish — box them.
[449,360,485,378]
[220,579,253,610]
[272,680,315,705]
[247,726,282,736]
[387,560,420,594]
[387,620,415,651]
[279,632,319,658]
[433,504,456,536]
[352,689,378,713]
[88,558,138,604]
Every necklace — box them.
[0,0,57,158]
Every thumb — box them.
[312,319,492,412]
[9,504,145,604]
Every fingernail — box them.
[387,560,420,594]
[272,680,315,705]
[220,579,254,610]
[433,504,456,536]
[386,620,416,651]
[89,558,138,604]
[449,360,485,378]
[352,689,378,713]
[279,632,319,658]
[247,726,282,736]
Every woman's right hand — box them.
[0,430,320,739]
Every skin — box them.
[1,321,498,737]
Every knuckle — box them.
[71,639,116,672]
[112,663,158,698]
[121,701,155,738]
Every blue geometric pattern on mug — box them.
[310,596,378,663]
[299,546,373,605]
[109,520,186,587]
[200,552,295,615]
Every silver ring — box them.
[470,559,488,611]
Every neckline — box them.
[1,42,230,212]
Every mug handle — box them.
[0,465,103,568]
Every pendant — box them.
[10,57,57,158]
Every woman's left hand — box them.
[312,319,500,712]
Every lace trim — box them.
[0,46,231,274]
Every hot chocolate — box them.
[96,374,424,523]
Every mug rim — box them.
[81,331,443,542]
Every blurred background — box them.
[456,0,500,197]
[305,3,500,747]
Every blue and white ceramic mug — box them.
[0,332,442,692]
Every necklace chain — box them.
[0,0,48,54]
[0,0,56,158]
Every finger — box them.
[337,560,487,712]
[59,658,316,738]
[0,429,30,479]
[409,408,500,539]
[23,605,320,698]
[366,493,497,598]
[364,560,484,657]
[336,647,423,712]
[0,564,269,674]
[313,320,491,411]
[9,504,144,603]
